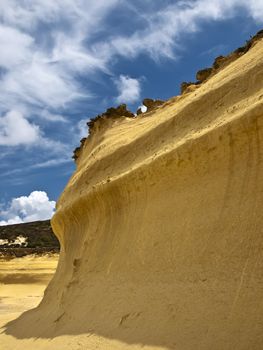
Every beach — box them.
[0,255,58,330]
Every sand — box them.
[0,255,58,330]
[1,38,263,349]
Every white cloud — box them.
[0,0,262,164]
[30,158,72,169]
[0,191,56,226]
[0,0,125,171]
[0,110,40,146]
[0,108,72,159]
[0,1,262,115]
[77,119,89,138]
[0,59,83,110]
[39,110,68,123]
[96,0,263,61]
[52,33,108,74]
[246,0,263,22]
[0,216,23,226]
[0,25,33,69]
[115,75,141,104]
[0,0,262,115]
[0,0,121,32]
[0,0,120,106]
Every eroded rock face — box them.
[72,138,87,161]
[72,30,263,164]
[4,32,263,350]
[196,68,213,82]
[87,104,134,132]
[73,101,166,161]
[180,81,199,94]
[73,104,134,161]
[142,98,165,111]
[213,55,226,69]
[181,28,263,92]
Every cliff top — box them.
[73,29,263,162]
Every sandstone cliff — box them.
[2,32,263,350]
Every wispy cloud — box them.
[115,75,141,104]
[39,110,68,123]
[0,0,263,172]
[0,157,71,180]
[0,25,33,69]
[1,0,262,113]
[30,158,72,169]
[0,0,120,113]
[0,110,40,146]
[0,0,263,223]
[77,119,89,139]
[96,0,263,61]
[1,0,263,117]
[0,0,120,154]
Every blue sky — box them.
[0,0,263,224]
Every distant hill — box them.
[0,220,59,257]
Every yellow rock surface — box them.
[1,38,263,350]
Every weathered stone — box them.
[142,98,164,111]
[213,55,226,69]
[73,105,134,161]
[196,68,213,82]
[181,82,194,94]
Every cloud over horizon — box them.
[0,191,56,226]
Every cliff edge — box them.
[2,33,263,350]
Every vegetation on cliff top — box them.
[72,29,263,163]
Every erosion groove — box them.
[1,37,263,350]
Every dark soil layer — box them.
[0,220,59,257]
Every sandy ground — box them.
[0,255,58,329]
[0,255,162,350]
